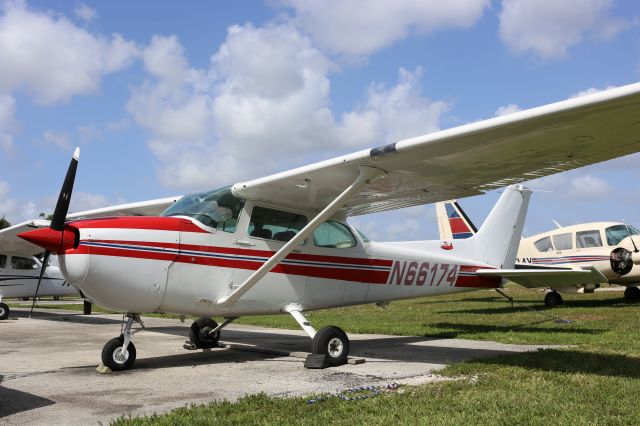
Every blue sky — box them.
[1,0,640,241]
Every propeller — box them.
[29,147,80,318]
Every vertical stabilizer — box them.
[470,185,531,268]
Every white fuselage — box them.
[0,254,77,300]
[58,214,498,317]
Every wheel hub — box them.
[113,347,129,364]
[328,337,343,357]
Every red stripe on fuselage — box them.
[73,240,392,284]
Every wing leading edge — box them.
[232,83,640,215]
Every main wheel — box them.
[189,318,220,349]
[101,337,136,371]
[312,326,350,366]
[624,286,640,301]
[0,302,9,320]
[544,291,563,308]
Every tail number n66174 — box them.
[387,261,459,286]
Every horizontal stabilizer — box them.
[476,265,607,288]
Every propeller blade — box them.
[50,147,80,231]
[29,251,51,319]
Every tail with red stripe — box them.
[435,200,477,240]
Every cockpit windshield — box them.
[605,224,640,246]
[161,186,244,231]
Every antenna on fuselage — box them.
[552,219,562,229]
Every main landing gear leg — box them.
[286,306,350,367]
[101,313,140,371]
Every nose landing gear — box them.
[101,313,143,371]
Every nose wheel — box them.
[101,313,142,371]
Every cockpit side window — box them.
[552,233,572,250]
[248,206,307,243]
[533,237,553,252]
[0,254,6,268]
[161,186,244,233]
[605,224,640,246]
[576,230,603,248]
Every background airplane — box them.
[0,221,76,320]
[11,83,640,372]
[436,200,640,306]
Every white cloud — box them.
[499,0,626,59]
[0,181,17,219]
[74,3,96,23]
[0,1,139,104]
[0,93,16,154]
[284,0,490,57]
[494,103,521,116]
[529,173,613,200]
[570,85,617,98]
[43,130,71,150]
[127,25,451,190]
[567,175,613,200]
[337,67,449,147]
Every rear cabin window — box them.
[534,237,553,252]
[552,233,572,250]
[248,206,307,243]
[0,254,5,268]
[11,256,38,270]
[313,221,357,249]
[576,230,603,248]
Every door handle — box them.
[234,240,256,247]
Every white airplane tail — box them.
[463,185,531,268]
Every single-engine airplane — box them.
[436,200,640,306]
[11,83,640,371]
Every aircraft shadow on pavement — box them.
[0,375,55,418]
[471,349,640,379]
[138,326,559,367]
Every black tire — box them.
[0,302,9,320]
[544,291,563,308]
[189,318,220,349]
[312,326,350,366]
[101,337,136,371]
[624,286,640,301]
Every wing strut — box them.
[216,166,382,307]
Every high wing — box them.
[0,196,179,256]
[232,83,640,215]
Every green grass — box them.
[108,286,640,425]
